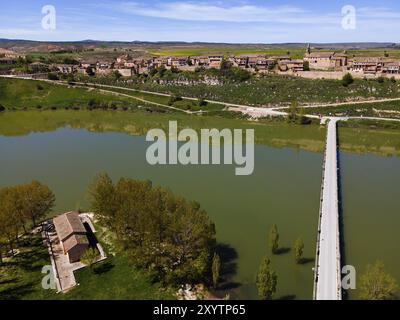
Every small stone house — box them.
[53,212,89,263]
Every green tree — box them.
[198,98,207,107]
[66,73,75,85]
[81,247,99,271]
[212,253,221,289]
[0,188,21,255]
[359,261,398,300]
[113,70,122,80]
[47,73,59,81]
[269,224,279,254]
[297,107,311,125]
[89,174,216,285]
[287,101,299,123]
[342,73,354,87]
[89,173,117,225]
[294,237,304,264]
[20,181,55,227]
[256,256,277,300]
[86,67,95,76]
[303,61,310,71]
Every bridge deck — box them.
[314,118,342,300]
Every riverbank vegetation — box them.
[0,232,174,300]
[0,78,157,111]
[0,181,55,262]
[1,175,216,300]
[339,121,400,157]
[89,173,216,287]
[0,110,327,153]
[305,100,400,119]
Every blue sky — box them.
[1,0,400,43]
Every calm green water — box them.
[340,151,400,299]
[0,111,399,300]
[0,125,322,300]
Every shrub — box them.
[342,73,354,87]
[377,76,385,84]
[0,105,5,112]
[198,98,208,107]
[168,94,182,106]
[47,73,59,81]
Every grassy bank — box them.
[339,120,400,157]
[0,110,326,153]
[0,232,174,300]
[0,78,172,112]
[90,74,400,107]
[305,100,400,119]
[86,85,226,112]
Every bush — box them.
[342,73,354,87]
[47,73,59,81]
[198,98,208,107]
[168,94,182,106]
[377,76,385,84]
[0,105,5,112]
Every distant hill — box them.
[0,38,398,53]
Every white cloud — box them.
[106,1,339,24]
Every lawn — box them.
[61,255,174,300]
[0,235,56,300]
[0,231,175,300]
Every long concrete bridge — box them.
[313,118,343,300]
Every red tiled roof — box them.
[53,211,87,242]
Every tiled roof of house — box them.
[53,211,87,242]
[63,234,89,252]
[305,52,334,58]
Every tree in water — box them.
[256,256,277,300]
[294,237,304,264]
[269,224,279,254]
[359,261,398,300]
[212,253,221,289]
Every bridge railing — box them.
[312,123,329,299]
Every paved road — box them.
[315,118,342,300]
[272,97,400,110]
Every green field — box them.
[147,45,305,58]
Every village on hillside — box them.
[1,45,400,80]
